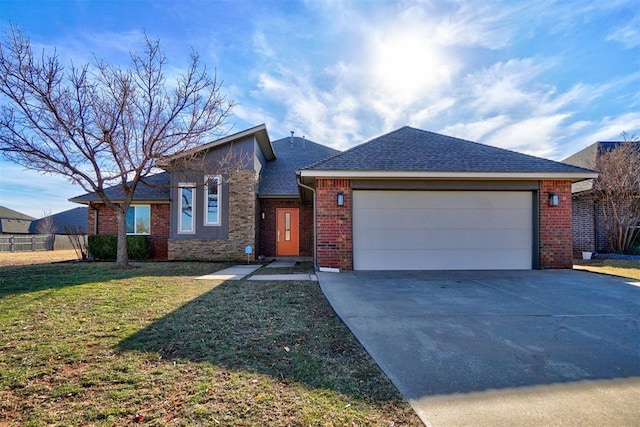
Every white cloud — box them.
[484,114,572,157]
[441,115,510,142]
[606,16,640,48]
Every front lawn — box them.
[0,262,421,426]
[573,259,640,280]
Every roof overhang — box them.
[70,199,170,205]
[257,194,300,199]
[164,123,275,163]
[299,170,598,182]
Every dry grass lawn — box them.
[574,258,640,280]
[0,261,421,426]
[0,249,78,267]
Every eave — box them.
[164,123,275,163]
[298,170,598,182]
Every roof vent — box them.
[290,131,294,147]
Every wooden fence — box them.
[0,234,55,252]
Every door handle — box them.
[277,230,280,242]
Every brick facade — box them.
[258,199,313,257]
[539,180,573,268]
[168,170,258,262]
[572,193,596,256]
[315,178,353,270]
[87,203,170,260]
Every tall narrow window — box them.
[285,212,291,241]
[204,175,222,225]
[179,183,195,233]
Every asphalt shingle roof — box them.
[70,172,170,203]
[30,207,88,234]
[303,126,592,174]
[259,137,339,196]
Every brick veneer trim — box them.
[315,178,353,271]
[539,180,574,268]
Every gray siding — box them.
[169,135,257,240]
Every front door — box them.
[276,208,299,256]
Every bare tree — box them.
[35,210,57,250]
[64,225,88,260]
[0,26,233,267]
[592,134,640,253]
[36,210,57,235]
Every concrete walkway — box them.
[196,264,317,281]
[196,265,261,280]
[318,270,640,426]
[249,273,317,281]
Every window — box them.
[126,205,150,235]
[179,183,195,233]
[204,175,222,225]
[285,212,291,241]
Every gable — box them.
[301,126,595,181]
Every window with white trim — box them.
[204,175,222,226]
[178,183,195,233]
[126,205,150,235]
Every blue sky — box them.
[1,0,639,218]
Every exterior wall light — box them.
[337,192,344,206]
[548,193,559,207]
[261,211,266,220]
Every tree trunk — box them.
[115,208,129,268]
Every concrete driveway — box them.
[318,270,640,426]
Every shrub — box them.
[88,235,118,260]
[88,235,151,260]
[127,235,152,260]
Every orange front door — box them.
[276,208,299,256]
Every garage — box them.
[353,190,533,270]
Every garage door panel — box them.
[354,249,533,270]
[354,207,531,230]
[355,228,532,250]
[353,191,533,270]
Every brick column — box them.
[316,178,353,270]
[539,180,573,268]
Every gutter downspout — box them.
[296,175,318,270]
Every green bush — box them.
[88,235,151,260]
[127,235,152,260]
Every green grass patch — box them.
[0,262,420,425]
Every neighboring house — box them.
[562,141,640,255]
[0,206,35,234]
[30,207,88,235]
[70,124,595,270]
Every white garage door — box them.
[353,191,533,270]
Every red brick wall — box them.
[316,179,353,270]
[149,204,169,259]
[572,193,596,256]
[258,199,313,257]
[87,203,169,260]
[539,180,573,268]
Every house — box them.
[30,207,88,235]
[0,206,35,234]
[70,124,338,261]
[70,124,595,270]
[298,127,595,270]
[562,141,640,255]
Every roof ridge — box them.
[301,127,412,170]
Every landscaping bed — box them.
[0,262,421,426]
